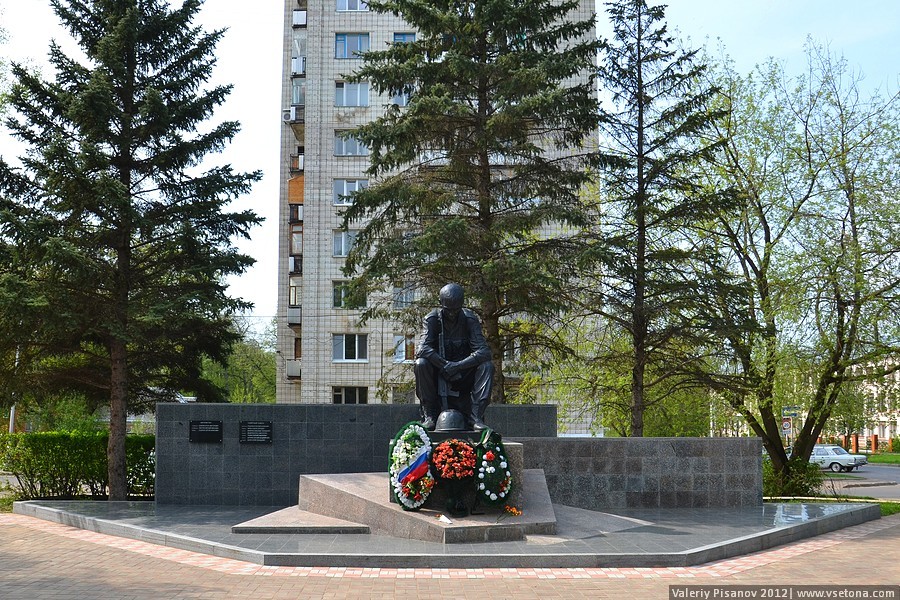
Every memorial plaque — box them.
[189,420,223,443]
[240,420,273,444]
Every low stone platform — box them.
[295,470,555,544]
[14,500,882,568]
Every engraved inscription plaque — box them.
[189,420,223,443]
[239,421,273,444]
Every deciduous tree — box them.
[704,42,900,486]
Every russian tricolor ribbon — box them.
[399,445,430,484]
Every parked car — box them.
[809,444,867,472]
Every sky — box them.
[1,0,899,328]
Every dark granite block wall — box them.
[509,437,763,509]
[155,403,557,506]
[156,404,761,508]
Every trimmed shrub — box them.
[763,457,824,497]
[0,432,155,499]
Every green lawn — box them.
[867,453,900,465]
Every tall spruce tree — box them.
[341,0,600,401]
[585,0,740,435]
[0,0,261,499]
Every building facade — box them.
[275,0,595,406]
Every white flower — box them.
[479,467,485,472]
[506,471,511,477]
[490,493,497,501]
[478,473,484,479]
[479,483,485,490]
[500,462,507,468]
[485,490,491,496]
[500,492,505,498]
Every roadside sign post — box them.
[782,417,792,443]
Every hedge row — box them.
[0,432,155,499]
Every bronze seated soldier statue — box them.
[414,283,493,431]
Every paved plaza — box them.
[1,511,899,599]
[3,469,899,597]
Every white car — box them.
[809,444,867,472]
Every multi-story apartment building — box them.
[275,0,416,405]
[275,0,594,406]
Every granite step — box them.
[297,469,556,544]
[231,506,370,534]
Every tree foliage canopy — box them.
[702,41,900,481]
[0,0,261,498]
[574,0,742,436]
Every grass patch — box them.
[880,501,900,517]
[868,453,900,465]
[0,494,13,513]
[823,473,865,480]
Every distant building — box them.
[274,0,596,406]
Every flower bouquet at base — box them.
[431,438,477,517]
[389,421,435,511]
[474,428,512,507]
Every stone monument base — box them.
[291,469,555,544]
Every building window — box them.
[332,334,368,361]
[290,223,303,255]
[336,0,368,11]
[333,179,368,205]
[289,276,302,307]
[335,82,369,107]
[333,281,366,308]
[293,336,302,359]
[393,283,415,309]
[333,386,368,404]
[334,132,369,156]
[392,86,412,107]
[291,79,306,105]
[332,230,357,257]
[335,33,369,59]
[393,32,415,44]
[390,386,416,405]
[393,334,415,363]
[503,336,521,362]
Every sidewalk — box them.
[1,511,898,599]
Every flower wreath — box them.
[389,421,435,511]
[475,429,512,506]
[431,438,476,480]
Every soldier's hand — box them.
[442,361,462,380]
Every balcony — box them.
[288,306,302,325]
[291,56,306,76]
[285,359,302,379]
[292,9,307,27]
[290,154,304,172]
[289,255,302,273]
[282,106,304,123]
[282,106,305,142]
